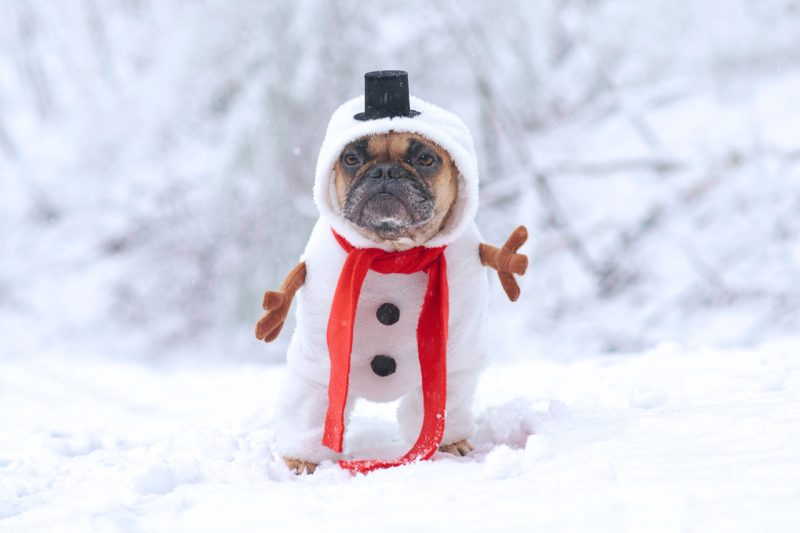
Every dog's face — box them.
[334,132,458,248]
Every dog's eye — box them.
[417,153,435,167]
[343,153,361,167]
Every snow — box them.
[4,1,800,362]
[3,1,800,531]
[2,340,799,532]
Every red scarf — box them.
[323,230,449,474]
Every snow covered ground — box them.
[3,2,800,532]
[2,339,799,532]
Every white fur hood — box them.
[312,95,480,250]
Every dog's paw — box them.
[283,457,318,475]
[439,439,474,457]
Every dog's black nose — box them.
[370,355,397,377]
[367,163,408,180]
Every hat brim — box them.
[353,109,420,121]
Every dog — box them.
[255,71,527,474]
[334,132,458,250]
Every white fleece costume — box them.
[274,95,489,463]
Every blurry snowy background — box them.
[2,0,800,361]
[2,1,800,531]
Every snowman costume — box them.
[272,73,492,471]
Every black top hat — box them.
[354,70,420,121]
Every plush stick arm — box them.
[255,261,307,342]
[480,226,529,302]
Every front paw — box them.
[439,439,474,457]
[283,457,318,475]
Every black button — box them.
[370,355,397,377]
[376,303,400,325]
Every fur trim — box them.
[313,95,480,250]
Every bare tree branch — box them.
[434,0,615,289]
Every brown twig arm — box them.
[255,261,307,342]
[480,226,529,302]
